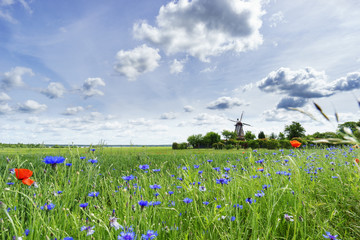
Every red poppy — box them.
[356,158,359,164]
[15,168,35,186]
[290,140,302,148]
[257,167,264,172]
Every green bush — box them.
[248,140,259,149]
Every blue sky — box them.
[0,0,359,145]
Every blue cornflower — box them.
[88,159,98,164]
[246,198,256,204]
[231,216,236,221]
[207,159,213,163]
[80,203,89,209]
[213,167,220,172]
[323,231,339,239]
[216,205,221,209]
[152,169,161,172]
[6,182,14,185]
[43,156,65,166]
[80,157,86,160]
[198,170,203,174]
[122,175,135,181]
[150,184,161,189]
[177,177,183,181]
[182,166,188,170]
[255,191,265,197]
[91,148,96,152]
[40,203,55,211]
[183,198,193,204]
[139,165,149,170]
[176,186,182,189]
[224,167,230,172]
[66,163,72,166]
[194,165,199,169]
[118,231,136,240]
[233,204,243,209]
[168,191,174,195]
[142,230,158,239]
[81,226,95,236]
[216,178,228,185]
[203,201,209,205]
[63,237,74,240]
[24,229,30,236]
[88,192,99,197]
[154,192,159,197]
[138,200,148,209]
[149,201,161,206]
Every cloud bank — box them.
[133,0,264,62]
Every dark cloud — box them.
[207,96,245,110]
[257,67,333,98]
[276,97,308,109]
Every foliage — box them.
[258,131,266,139]
[244,131,256,141]
[278,132,285,140]
[221,130,237,141]
[269,132,277,139]
[284,121,306,139]
[187,134,203,148]
[202,132,221,148]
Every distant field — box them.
[1,146,359,239]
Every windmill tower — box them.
[229,112,251,140]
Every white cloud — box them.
[269,11,284,27]
[184,105,194,112]
[41,82,65,99]
[133,0,264,62]
[258,68,360,99]
[207,96,247,110]
[62,106,84,115]
[128,118,152,126]
[200,66,217,73]
[330,72,360,92]
[1,66,34,89]
[114,44,161,81]
[17,100,47,113]
[0,103,12,114]
[262,108,310,122]
[170,59,186,74]
[257,67,333,98]
[0,92,11,101]
[192,113,226,125]
[81,77,105,98]
[0,0,32,23]
[160,112,176,120]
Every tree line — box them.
[172,120,360,150]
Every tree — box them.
[278,132,285,140]
[222,130,237,140]
[284,121,306,139]
[270,132,277,139]
[187,134,203,148]
[203,132,221,148]
[258,131,266,139]
[244,131,256,141]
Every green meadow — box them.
[1,146,360,239]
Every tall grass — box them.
[1,146,359,239]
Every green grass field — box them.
[1,146,359,239]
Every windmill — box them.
[229,112,251,140]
